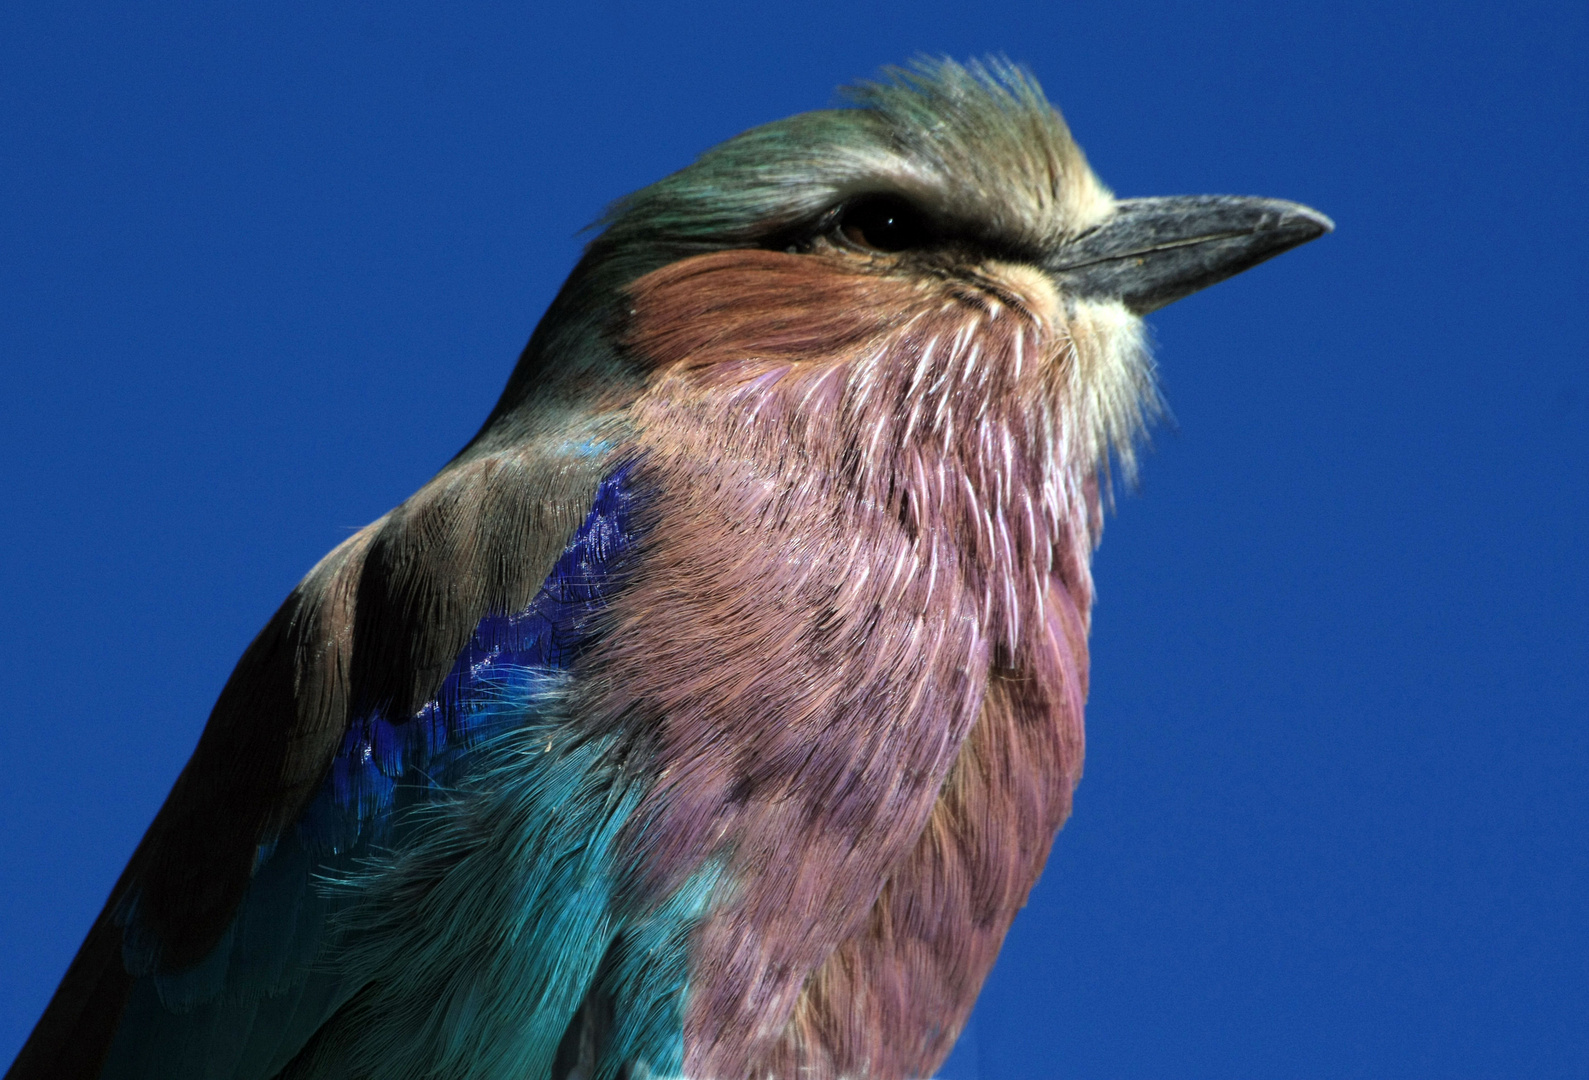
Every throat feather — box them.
[608,249,1134,1077]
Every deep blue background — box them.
[2,2,1584,1077]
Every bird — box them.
[8,58,1329,1080]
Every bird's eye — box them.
[837,194,932,253]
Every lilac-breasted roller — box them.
[9,59,1329,1080]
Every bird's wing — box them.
[6,437,630,1080]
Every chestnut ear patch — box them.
[625,249,912,372]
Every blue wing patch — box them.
[298,462,641,857]
[103,462,709,1080]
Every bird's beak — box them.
[1044,196,1333,315]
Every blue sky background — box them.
[2,2,1584,1077]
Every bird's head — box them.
[484,57,1329,492]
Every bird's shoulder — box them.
[7,431,635,1080]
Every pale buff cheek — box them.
[982,261,1064,335]
[1068,299,1148,401]
[971,261,1156,478]
[978,261,1144,400]
[1065,297,1158,478]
